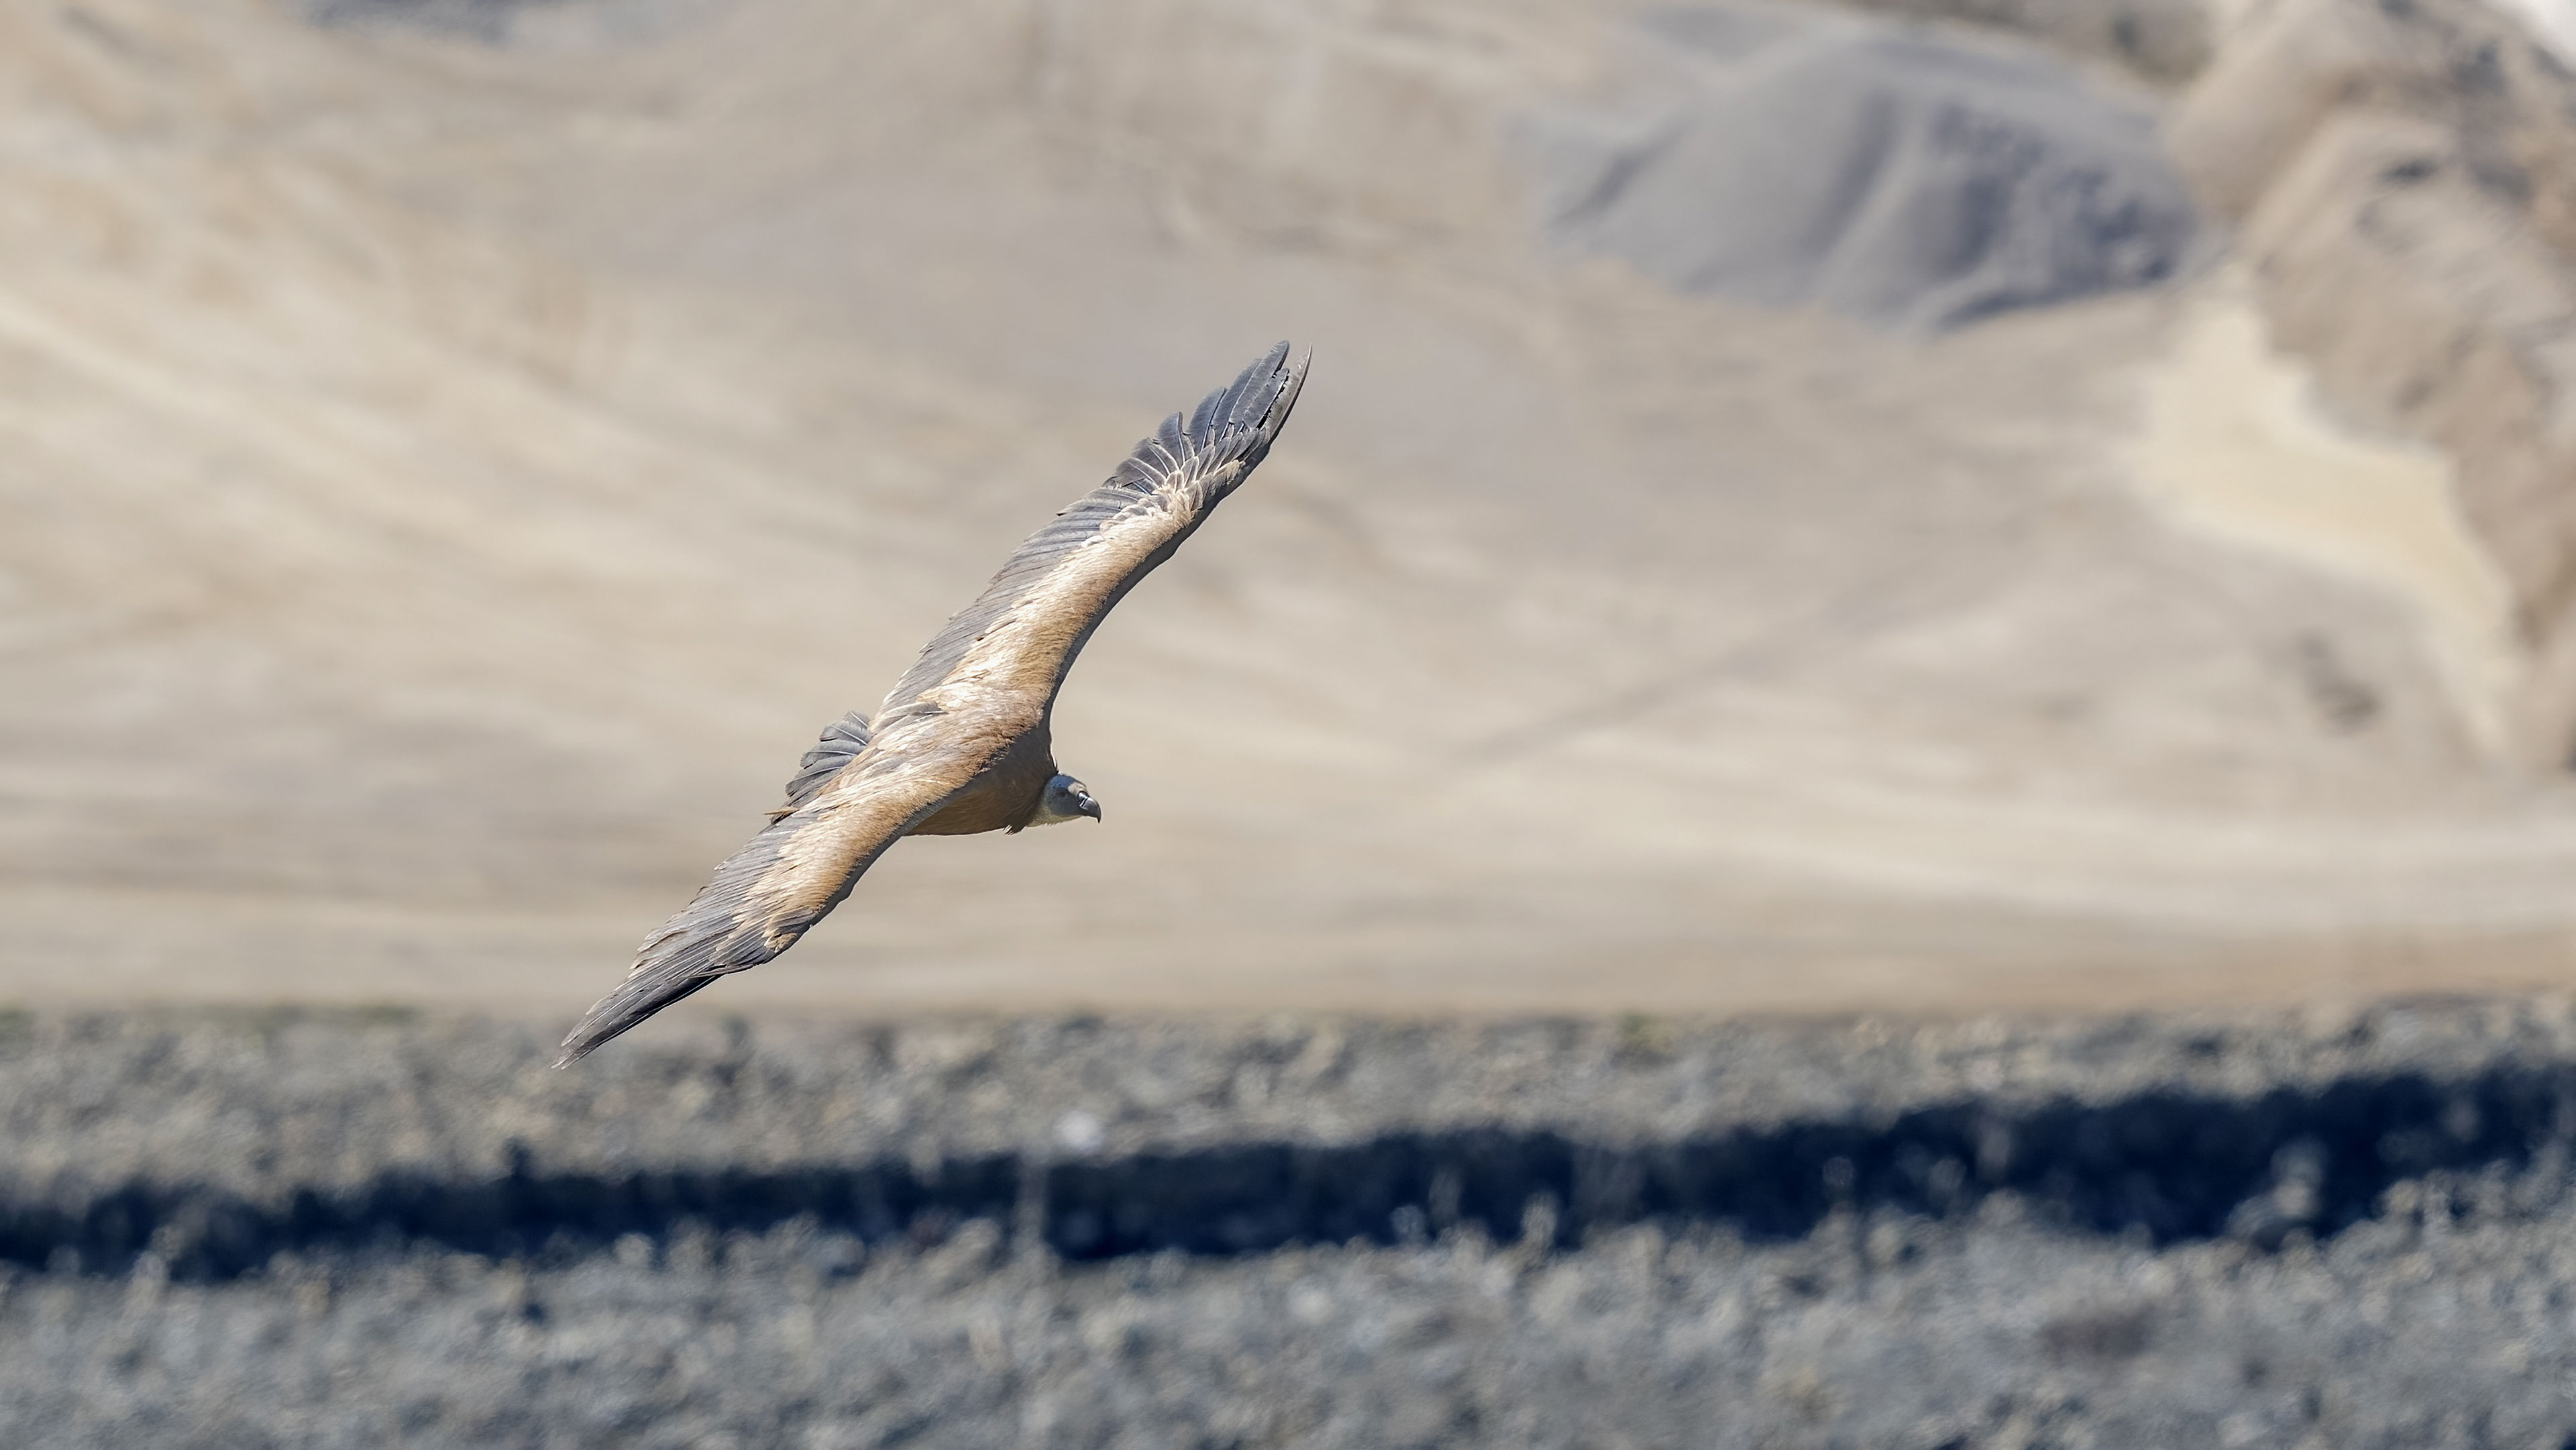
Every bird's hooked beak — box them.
[1075,789,1102,823]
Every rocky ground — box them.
[4,999,2575,1447]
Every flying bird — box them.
[556,344,1309,1064]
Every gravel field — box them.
[5,1000,2576,1447]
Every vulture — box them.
[557,344,1309,1064]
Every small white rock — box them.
[1054,1109,1105,1153]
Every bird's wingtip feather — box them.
[554,967,720,1066]
[1270,344,1310,437]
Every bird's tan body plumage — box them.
[908,727,1055,835]
[556,344,1309,1064]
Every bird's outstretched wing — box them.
[555,342,1307,1065]
[871,341,1308,730]
[555,715,982,1064]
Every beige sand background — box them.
[5,0,2576,1040]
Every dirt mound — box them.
[1839,0,2211,80]
[2168,0,2576,762]
[1540,5,2202,329]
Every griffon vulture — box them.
[556,344,1309,1064]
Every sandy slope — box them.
[3,0,2575,1030]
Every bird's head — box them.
[1032,774,1103,827]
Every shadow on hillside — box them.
[5,1063,2567,1280]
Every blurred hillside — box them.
[6,0,2576,1026]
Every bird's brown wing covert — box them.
[555,343,1307,1065]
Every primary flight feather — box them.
[557,343,1309,1064]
